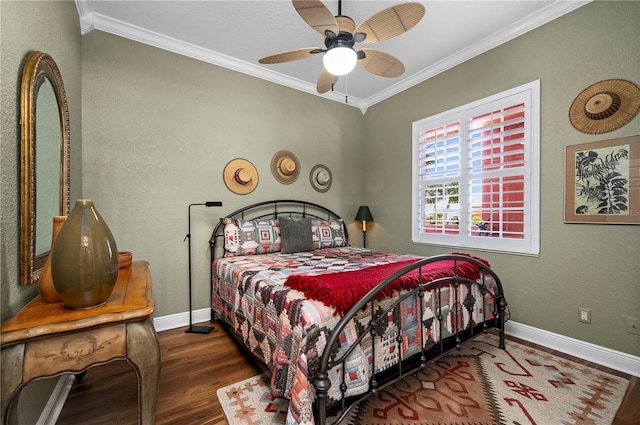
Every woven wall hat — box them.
[271,150,300,184]
[569,79,640,134]
[309,164,332,192]
[223,158,258,195]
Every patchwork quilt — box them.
[212,247,501,425]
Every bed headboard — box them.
[209,199,349,259]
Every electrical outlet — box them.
[627,317,640,335]
[579,308,591,324]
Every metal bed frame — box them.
[209,200,508,425]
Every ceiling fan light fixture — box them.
[323,47,357,76]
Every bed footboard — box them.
[313,254,507,425]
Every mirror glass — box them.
[20,52,70,285]
[35,79,59,255]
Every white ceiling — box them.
[74,0,589,112]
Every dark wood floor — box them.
[56,321,639,425]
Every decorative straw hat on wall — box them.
[309,164,332,192]
[271,150,300,184]
[223,158,258,194]
[569,79,640,134]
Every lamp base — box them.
[185,325,214,334]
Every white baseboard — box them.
[36,374,74,425]
[505,321,640,378]
[151,311,640,378]
[153,307,213,332]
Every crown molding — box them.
[75,0,95,34]
[74,1,367,110]
[75,1,589,113]
[364,0,591,107]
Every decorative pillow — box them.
[222,218,281,256]
[311,219,346,249]
[280,217,314,254]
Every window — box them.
[412,80,540,255]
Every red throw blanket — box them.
[284,256,488,316]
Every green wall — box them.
[363,1,640,356]
[1,0,82,321]
[80,30,365,318]
[0,0,83,420]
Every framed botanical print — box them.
[565,135,640,224]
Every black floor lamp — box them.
[185,201,222,334]
[355,205,373,248]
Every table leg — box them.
[1,344,25,425]
[126,318,160,425]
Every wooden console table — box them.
[1,260,159,424]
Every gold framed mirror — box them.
[20,52,70,285]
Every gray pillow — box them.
[280,217,314,254]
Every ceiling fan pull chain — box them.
[345,74,349,104]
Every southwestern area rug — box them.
[217,333,629,425]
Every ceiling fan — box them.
[258,0,425,94]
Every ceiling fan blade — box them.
[355,2,425,44]
[259,48,321,64]
[292,0,339,37]
[335,15,355,34]
[357,48,405,77]
[317,68,339,94]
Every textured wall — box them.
[363,1,640,356]
[80,30,365,318]
[0,0,83,419]
[1,0,82,321]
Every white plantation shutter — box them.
[417,122,462,235]
[412,81,540,255]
